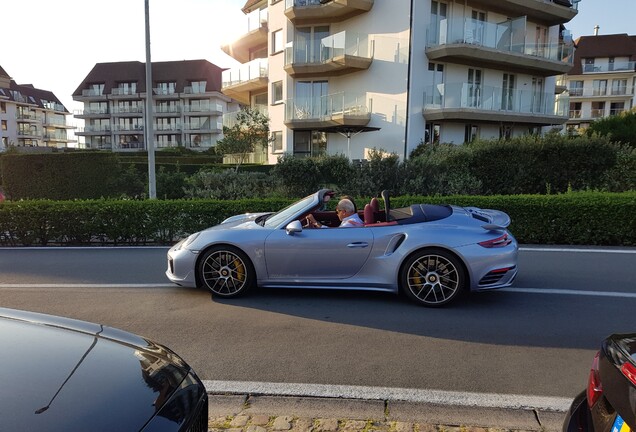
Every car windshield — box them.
[263,194,316,228]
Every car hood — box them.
[0,307,191,432]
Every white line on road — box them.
[501,287,636,298]
[202,380,573,412]
[0,284,634,298]
[0,283,173,289]
[519,247,636,254]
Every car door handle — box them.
[347,242,369,248]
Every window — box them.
[610,102,625,116]
[467,68,482,108]
[424,123,440,144]
[1,137,7,147]
[499,125,513,140]
[272,131,283,153]
[429,1,448,44]
[1,120,6,131]
[293,130,326,157]
[272,29,284,54]
[156,82,176,95]
[272,81,283,104]
[569,80,583,96]
[189,81,207,94]
[293,26,329,63]
[569,102,582,118]
[0,102,5,113]
[501,73,515,111]
[592,79,607,96]
[583,58,595,73]
[464,124,478,143]
[612,79,627,95]
[591,101,605,118]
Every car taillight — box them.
[478,233,512,248]
[587,351,603,408]
[621,361,636,386]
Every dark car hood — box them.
[0,307,191,432]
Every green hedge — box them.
[0,192,633,246]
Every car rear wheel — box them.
[401,249,465,307]
[197,246,254,297]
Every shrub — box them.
[271,155,323,197]
[183,169,274,200]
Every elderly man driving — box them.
[306,198,363,228]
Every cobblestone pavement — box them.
[206,394,566,432]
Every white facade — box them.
[221,0,578,162]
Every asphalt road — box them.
[0,246,634,400]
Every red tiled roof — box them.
[569,33,636,74]
[72,59,224,97]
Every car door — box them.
[264,226,374,280]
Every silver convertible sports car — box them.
[166,190,518,307]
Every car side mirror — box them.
[286,220,303,235]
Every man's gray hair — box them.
[337,199,355,214]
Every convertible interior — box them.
[303,191,452,228]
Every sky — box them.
[2,0,634,114]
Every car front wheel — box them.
[400,249,466,307]
[197,246,255,297]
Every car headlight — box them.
[175,232,200,251]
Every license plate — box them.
[612,415,631,432]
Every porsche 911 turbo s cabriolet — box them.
[166,189,518,307]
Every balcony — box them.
[74,108,109,118]
[111,88,140,99]
[220,8,268,63]
[581,60,636,74]
[568,85,634,98]
[182,122,223,133]
[222,58,268,105]
[153,88,179,99]
[76,89,107,101]
[284,0,373,24]
[154,123,181,132]
[426,16,574,76]
[423,83,569,125]
[223,107,268,129]
[17,128,43,138]
[285,31,373,78]
[42,117,75,128]
[16,112,41,122]
[112,106,144,116]
[154,105,181,116]
[76,125,112,135]
[44,131,71,141]
[284,91,370,130]
[466,0,578,26]
[183,103,223,115]
[569,110,581,119]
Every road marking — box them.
[501,287,636,298]
[519,247,636,254]
[202,380,572,412]
[0,283,173,289]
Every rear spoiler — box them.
[464,207,511,231]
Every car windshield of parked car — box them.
[263,194,316,228]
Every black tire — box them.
[400,248,466,307]
[197,245,255,298]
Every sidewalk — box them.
[206,393,566,432]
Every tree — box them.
[586,109,636,148]
[215,108,270,171]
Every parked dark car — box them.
[0,307,208,432]
[563,333,636,432]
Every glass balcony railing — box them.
[285,92,369,122]
[423,83,569,117]
[285,31,372,65]
[81,89,105,97]
[111,88,138,96]
[154,105,180,114]
[113,106,143,114]
[569,110,581,118]
[427,16,574,64]
[582,61,636,73]
[222,58,268,88]
[285,0,323,8]
[244,8,267,33]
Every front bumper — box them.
[166,244,199,288]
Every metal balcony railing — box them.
[582,61,636,73]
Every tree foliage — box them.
[586,109,636,148]
[215,108,270,170]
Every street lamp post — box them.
[145,0,156,199]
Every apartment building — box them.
[72,60,235,151]
[563,33,636,133]
[221,0,578,163]
[0,65,75,151]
